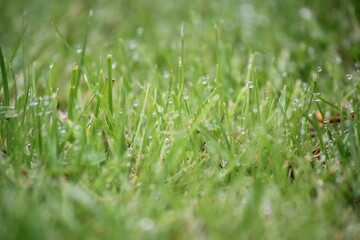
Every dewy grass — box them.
[1,0,360,239]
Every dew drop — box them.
[29,98,39,106]
[129,41,137,49]
[136,27,144,36]
[163,72,170,79]
[334,56,341,64]
[157,106,163,113]
[346,73,353,80]
[133,54,139,61]
[299,8,312,20]
[201,75,210,85]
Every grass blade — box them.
[0,46,9,106]
[68,64,79,120]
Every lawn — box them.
[1,0,360,239]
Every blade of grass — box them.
[107,55,113,114]
[0,46,10,106]
[68,64,79,120]
[75,10,93,98]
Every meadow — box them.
[1,0,360,239]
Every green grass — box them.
[1,0,360,239]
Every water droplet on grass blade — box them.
[139,217,155,231]
[240,128,246,135]
[346,73,353,80]
[129,41,137,49]
[314,93,321,102]
[299,8,312,20]
[262,201,272,216]
[157,106,163,113]
[201,75,210,85]
[133,54,139,61]
[163,72,170,79]
[334,56,341,64]
[29,98,39,106]
[136,27,143,36]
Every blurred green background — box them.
[1,0,359,94]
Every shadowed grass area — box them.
[1,0,360,239]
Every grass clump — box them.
[1,0,360,239]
